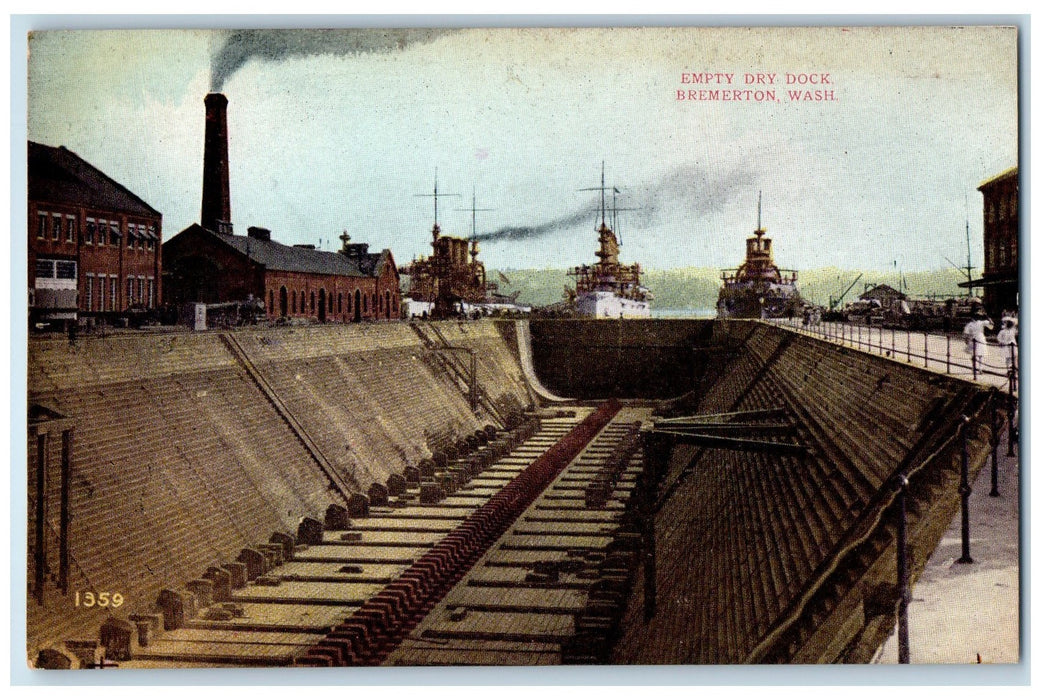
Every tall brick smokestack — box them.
[201,93,232,234]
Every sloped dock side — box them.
[598,320,1001,664]
[26,321,531,663]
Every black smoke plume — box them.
[474,163,758,244]
[474,200,601,243]
[210,28,451,91]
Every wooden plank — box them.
[446,586,586,614]
[293,544,425,562]
[229,580,384,605]
[419,611,574,643]
[187,600,354,633]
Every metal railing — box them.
[768,318,1018,393]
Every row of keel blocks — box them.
[34,528,299,668]
[293,407,614,667]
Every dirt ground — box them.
[874,427,1021,664]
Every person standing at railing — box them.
[963,311,993,377]
[997,317,1018,371]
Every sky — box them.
[25,24,1018,273]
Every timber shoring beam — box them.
[649,429,806,456]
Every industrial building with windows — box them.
[161,92,401,324]
[28,141,163,327]
[974,167,1019,319]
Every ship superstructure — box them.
[717,193,802,319]
[567,165,651,319]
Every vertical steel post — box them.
[946,335,951,374]
[643,503,656,622]
[907,328,911,362]
[35,432,47,605]
[924,333,929,369]
[469,350,478,412]
[896,474,910,664]
[972,339,978,381]
[60,429,72,594]
[1007,344,1018,457]
[989,394,1000,497]
[957,416,974,564]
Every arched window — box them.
[269,289,274,313]
[279,286,288,317]
[292,290,297,314]
[310,291,315,313]
[338,292,343,314]
[363,293,368,313]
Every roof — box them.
[858,283,906,300]
[168,224,396,279]
[28,141,161,218]
[978,166,1018,191]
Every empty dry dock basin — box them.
[26,319,1002,667]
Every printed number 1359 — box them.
[74,591,124,608]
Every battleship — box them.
[717,193,803,319]
[566,166,652,318]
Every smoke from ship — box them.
[474,163,757,244]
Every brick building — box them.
[973,167,1019,318]
[28,141,163,325]
[161,92,401,324]
[163,226,401,322]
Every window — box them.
[347,292,352,313]
[127,278,134,306]
[110,222,120,246]
[147,226,157,251]
[97,220,106,246]
[310,291,315,313]
[338,292,343,314]
[127,224,135,250]
[85,218,95,245]
[35,260,54,278]
[109,276,117,311]
[52,214,62,242]
[292,291,297,314]
[56,261,76,279]
[146,278,155,309]
[66,215,76,243]
[37,212,47,239]
[99,274,105,309]
[86,275,94,311]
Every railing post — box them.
[60,429,72,594]
[34,432,48,605]
[957,415,974,564]
[896,474,911,664]
[989,393,1000,497]
[907,327,911,362]
[924,333,929,369]
[946,335,951,374]
[972,339,978,381]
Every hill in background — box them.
[489,267,972,310]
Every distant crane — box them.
[828,272,863,311]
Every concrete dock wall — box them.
[26,321,529,656]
